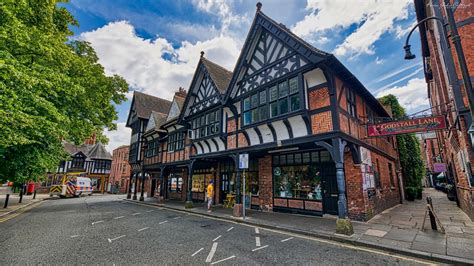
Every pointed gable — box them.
[225,10,330,100]
[126,91,172,127]
[180,55,232,119]
[145,111,168,132]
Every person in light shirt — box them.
[207,180,214,212]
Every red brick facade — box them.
[416,0,474,220]
[110,145,131,193]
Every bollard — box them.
[33,190,37,199]
[427,197,437,230]
[4,194,9,208]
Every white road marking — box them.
[159,220,168,225]
[255,228,259,234]
[70,235,80,238]
[281,237,294,242]
[146,210,154,213]
[113,216,125,220]
[191,247,204,257]
[137,227,149,232]
[255,236,261,247]
[107,235,126,243]
[205,242,218,263]
[91,220,104,225]
[227,227,234,232]
[173,216,181,220]
[210,255,236,265]
[252,245,269,252]
[132,213,141,216]
[213,235,222,241]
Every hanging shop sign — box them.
[367,115,447,137]
[433,163,447,173]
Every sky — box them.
[63,0,428,152]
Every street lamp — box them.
[404,8,474,147]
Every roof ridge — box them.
[201,57,232,75]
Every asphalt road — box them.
[0,195,437,265]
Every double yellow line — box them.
[0,201,43,223]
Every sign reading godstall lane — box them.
[367,115,447,137]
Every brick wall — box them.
[311,111,333,134]
[227,118,237,149]
[258,155,273,209]
[309,87,330,109]
[238,133,248,148]
[344,149,400,221]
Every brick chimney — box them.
[175,87,187,98]
[84,133,97,145]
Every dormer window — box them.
[71,156,85,169]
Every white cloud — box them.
[192,0,249,35]
[80,21,241,100]
[104,122,131,152]
[394,20,418,39]
[376,78,429,113]
[292,0,412,57]
[374,67,423,94]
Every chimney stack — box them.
[175,87,187,98]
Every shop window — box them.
[168,173,183,193]
[145,139,159,157]
[273,165,322,200]
[346,88,357,117]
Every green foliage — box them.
[0,0,128,183]
[378,95,425,193]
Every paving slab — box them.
[411,241,446,254]
[384,228,417,242]
[364,229,387,237]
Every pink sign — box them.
[433,163,446,173]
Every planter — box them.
[447,189,456,201]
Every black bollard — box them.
[427,197,437,230]
[4,194,9,208]
[19,188,23,204]
[33,190,37,199]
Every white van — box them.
[75,177,93,196]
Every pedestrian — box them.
[207,180,214,212]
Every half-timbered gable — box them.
[126,91,171,168]
[143,111,168,167]
[224,11,332,149]
[179,55,232,155]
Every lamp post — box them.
[404,10,474,147]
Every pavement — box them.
[126,188,474,264]
[0,194,438,265]
[0,192,49,217]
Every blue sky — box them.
[63,0,428,151]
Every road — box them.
[0,195,436,265]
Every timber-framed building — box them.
[126,4,402,221]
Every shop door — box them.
[220,173,230,204]
[321,163,338,215]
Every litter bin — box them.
[27,183,35,195]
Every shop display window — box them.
[273,150,332,201]
[168,173,183,193]
[273,165,322,200]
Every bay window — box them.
[192,109,221,139]
[243,76,300,126]
[167,132,185,152]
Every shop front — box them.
[191,167,216,202]
[272,150,338,216]
[219,159,259,209]
[166,169,185,200]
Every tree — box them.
[0,0,128,183]
[378,95,425,196]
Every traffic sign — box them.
[239,153,249,169]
